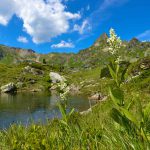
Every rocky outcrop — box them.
[49,72,70,97]
[128,38,140,47]
[1,83,17,93]
[89,93,101,100]
[140,58,150,70]
[80,108,92,115]
[23,66,44,75]
[88,93,107,101]
[30,89,42,92]
[94,33,108,47]
[49,72,66,83]
[80,95,108,115]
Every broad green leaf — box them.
[108,65,116,81]
[111,108,126,126]
[110,108,133,131]
[116,64,120,75]
[109,87,124,106]
[120,107,139,128]
[121,66,128,83]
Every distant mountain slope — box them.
[0,45,39,64]
[0,34,150,69]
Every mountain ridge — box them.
[0,34,150,69]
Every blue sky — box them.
[0,0,149,54]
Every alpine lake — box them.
[0,92,95,129]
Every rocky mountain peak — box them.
[94,33,108,47]
[129,38,140,47]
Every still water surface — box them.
[0,92,93,129]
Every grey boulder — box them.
[50,72,66,83]
[1,83,17,93]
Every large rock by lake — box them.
[50,72,66,83]
[1,83,17,93]
[88,93,107,101]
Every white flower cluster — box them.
[58,82,70,101]
[58,82,67,91]
[107,28,122,55]
[115,56,122,64]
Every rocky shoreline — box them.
[80,95,108,115]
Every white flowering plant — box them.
[107,28,124,87]
[107,28,122,56]
[58,81,70,101]
[57,81,75,127]
[107,28,150,141]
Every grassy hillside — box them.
[0,62,51,91]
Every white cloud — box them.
[86,5,90,11]
[51,40,74,48]
[17,36,28,43]
[81,0,129,36]
[100,0,128,10]
[0,0,17,25]
[137,30,150,41]
[73,19,91,34]
[0,0,81,44]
